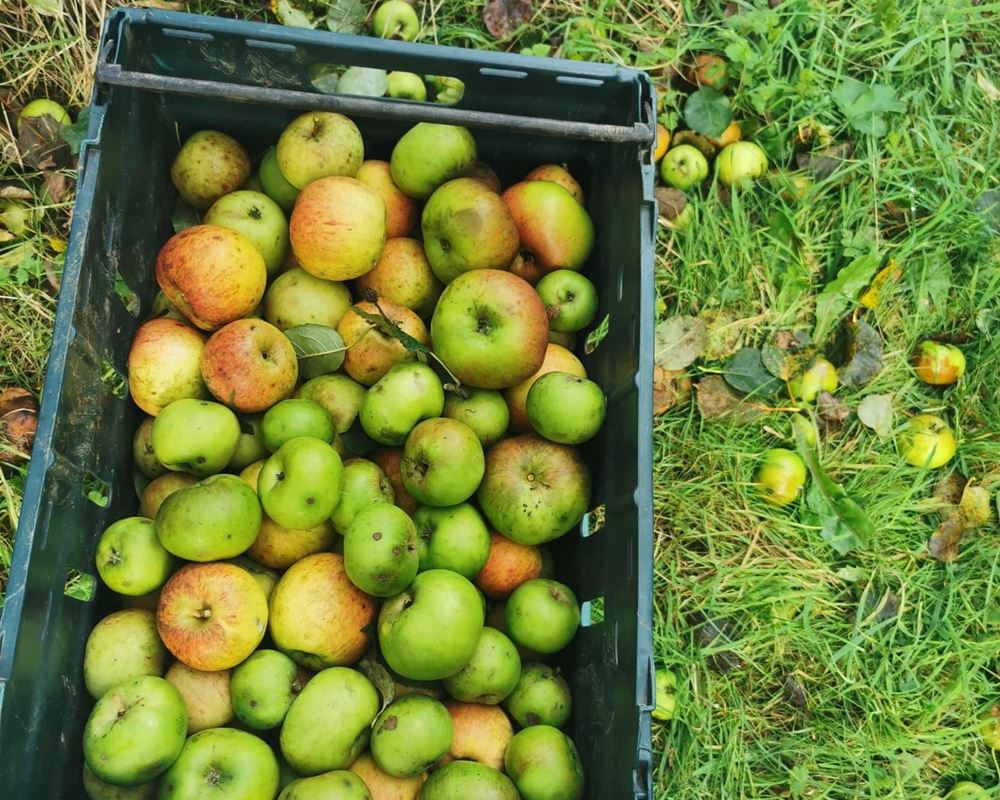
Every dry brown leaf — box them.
[0,185,33,201]
[41,170,69,204]
[483,0,532,39]
[17,115,71,170]
[653,367,691,415]
[816,391,849,428]
[928,478,992,562]
[131,0,184,8]
[694,375,762,423]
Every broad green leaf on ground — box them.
[272,0,317,28]
[483,0,533,40]
[914,258,953,313]
[813,252,880,342]
[837,319,883,387]
[59,108,90,155]
[684,87,732,138]
[816,392,849,428]
[655,315,707,370]
[832,78,906,138]
[337,67,388,97]
[325,0,366,33]
[857,393,893,438]
[723,347,782,397]
[284,324,347,379]
[761,330,814,380]
[171,197,200,233]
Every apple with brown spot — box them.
[201,318,298,413]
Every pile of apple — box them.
[80,111,607,800]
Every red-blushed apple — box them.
[95,517,175,597]
[201,318,298,413]
[504,343,586,432]
[357,160,419,238]
[442,389,509,446]
[477,434,590,545]
[276,112,363,189]
[204,190,289,276]
[441,626,520,704]
[355,237,444,319]
[230,649,301,730]
[330,458,396,535]
[413,502,490,577]
[370,695,453,778]
[475,533,544,600]
[401,418,484,507]
[430,269,548,389]
[502,181,593,274]
[264,267,353,331]
[164,662,233,733]
[443,701,514,770]
[151,398,241,477]
[269,552,378,670]
[912,340,966,385]
[503,662,572,728]
[509,252,546,286]
[419,761,518,799]
[290,177,386,281]
[155,224,267,331]
[349,751,425,799]
[156,562,268,671]
[139,472,196,519]
[158,727,279,799]
[133,416,167,479]
[390,123,477,199]
[338,300,429,386]
[170,130,250,210]
[248,513,335,570]
[506,579,579,654]
[504,725,584,800]
[258,436,344,529]
[127,317,208,415]
[523,164,585,205]
[372,448,420,514]
[84,608,167,699]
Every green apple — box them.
[264,267,353,331]
[0,199,33,239]
[390,123,477,199]
[158,727,279,800]
[155,474,262,561]
[262,399,336,451]
[755,448,806,507]
[329,457,395,535]
[526,372,605,444]
[258,437,344,529]
[82,763,156,800]
[230,649,301,730]
[442,389,509,446]
[370,694,453,778]
[413,502,490,577]
[660,144,709,190]
[386,71,427,100]
[164,662,233,733]
[19,98,71,127]
[944,783,990,800]
[427,76,465,105]
[421,178,520,283]
[401,418,485,507]
[258,146,300,212]
[83,675,187,786]
[899,413,957,469]
[279,770,371,799]
[204,190,289,276]
[504,725,584,800]
[442,627,520,704]
[277,112,364,189]
[228,414,269,472]
[84,609,167,699]
[716,141,768,188]
[788,356,837,403]
[378,569,485,680]
[506,579,579,654]
[170,130,250,210]
[344,503,419,596]
[535,271,598,333]
[373,0,421,40]
[296,374,367,433]
[280,667,380,775]
[133,417,167,479]
[419,761,519,799]
[652,669,677,722]
[151,398,241,477]
[95,517,175,596]
[504,662,572,728]
[360,362,445,446]
[227,555,279,601]
[912,340,967,385]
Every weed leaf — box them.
[654,315,707,370]
[857,394,893,438]
[684,87,732,139]
[832,78,905,138]
[813,252,880,342]
[723,347,782,397]
[837,319,883,387]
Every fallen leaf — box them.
[928,478,990,562]
[928,515,964,561]
[795,141,854,181]
[26,0,62,16]
[654,315,707,371]
[783,675,807,709]
[761,329,815,380]
[959,484,991,528]
[584,314,609,355]
[977,71,1000,103]
[814,252,880,343]
[654,186,687,224]
[325,0,366,34]
[357,658,395,713]
[694,375,762,422]
[483,0,533,40]
[688,612,743,673]
[41,170,69,204]
[683,87,732,139]
[16,115,71,169]
[59,108,89,155]
[861,587,900,623]
[700,310,749,361]
[837,319,883,387]
[723,347,782,397]
[284,324,347,379]
[933,474,967,508]
[130,0,184,8]
[857,393,893,438]
[0,185,33,201]
[816,392,849,427]
[336,67,388,97]
[653,367,691,415]
[859,258,902,309]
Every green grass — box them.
[2,0,999,797]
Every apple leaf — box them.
[59,107,89,155]
[683,87,732,139]
[857,393,893,438]
[337,67,388,98]
[813,252,881,343]
[272,0,318,29]
[325,0,366,34]
[483,0,533,40]
[837,319,883,388]
[654,315,706,371]
[358,658,396,714]
[723,347,782,398]
[284,324,347,379]
[353,302,432,360]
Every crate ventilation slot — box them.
[479,68,528,79]
[557,75,604,88]
[100,358,127,400]
[163,28,214,42]
[581,504,605,537]
[581,596,605,627]
[246,39,297,53]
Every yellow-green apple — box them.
[421,178,520,283]
[259,146,299,212]
[204,190,289,276]
[442,389,509,446]
[19,98,71,126]
[506,579,579,654]
[370,695,452,778]
[378,569,485,680]
[281,667,380,774]
[231,649,301,730]
[535,270,598,333]
[386,70,427,101]
[413,503,490,577]
[360,362,445,446]
[390,123,476,199]
[239,460,265,491]
[502,181,593,274]
[338,300,429,386]
[372,448,420,514]
[151,398,241,477]
[156,224,266,331]
[504,726,583,800]
[276,112,364,189]
[523,164,584,205]
[264,267,353,330]
[83,675,187,786]
[95,517,175,596]
[296,374,367,433]
[461,161,502,193]
[201,318,298,413]
[269,553,378,669]
[158,727,279,799]
[899,414,957,468]
[330,458,395,535]
[139,472,196,519]
[82,763,156,799]
[443,701,514,770]
[504,343,586,431]
[373,0,420,39]
[228,414,269,471]
[477,434,590,544]
[944,783,990,800]
[788,356,837,403]
[164,662,233,733]
[84,609,167,699]
[170,130,250,210]
[357,160,420,238]
[442,627,520,704]
[248,513,334,570]
[279,771,371,799]
[133,417,167,478]
[503,662,571,728]
[349,751,425,799]
[344,504,419,596]
[427,75,465,104]
[355,238,443,318]
[290,177,386,280]
[715,141,768,187]
[156,562,268,671]
[401,418,484,507]
[262,399,336,451]
[227,555,279,601]
[258,436,344,529]
[430,269,548,389]
[475,533,544,600]
[419,762,518,799]
[755,448,806,506]
[526,372,605,444]
[660,144,709,190]
[127,318,208,415]
[912,340,966,385]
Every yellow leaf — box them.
[976,71,1000,103]
[859,258,902,310]
[46,235,67,253]
[959,483,991,529]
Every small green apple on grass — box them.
[755,448,806,507]
[230,649,301,730]
[258,146,299,213]
[716,141,769,187]
[506,579,580,655]
[343,503,419,596]
[261,398,336,451]
[258,436,344,529]
[536,270,599,333]
[788,356,837,403]
[387,71,427,101]
[660,144,709,190]
[19,98,71,127]
[158,727,279,800]
[944,782,990,800]
[526,372,606,445]
[413,502,491,578]
[95,517,175,596]
[898,414,956,469]
[151,398,241,477]
[372,0,421,41]
[371,694,453,778]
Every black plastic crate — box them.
[0,9,656,798]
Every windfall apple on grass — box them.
[86,114,611,800]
